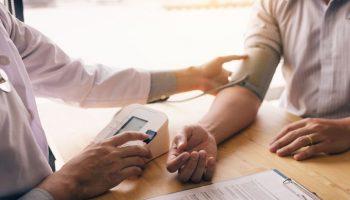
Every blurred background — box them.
[22,0,283,95]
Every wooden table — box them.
[36,96,350,200]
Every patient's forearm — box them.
[199,86,261,144]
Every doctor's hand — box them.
[197,55,248,91]
[166,124,217,183]
[39,132,152,200]
[269,118,350,161]
[175,55,247,94]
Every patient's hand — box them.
[166,124,217,183]
[269,118,350,160]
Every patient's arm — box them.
[167,0,285,183]
[166,47,281,183]
[199,86,261,144]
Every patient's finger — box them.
[190,150,207,183]
[173,128,192,152]
[276,134,320,157]
[167,152,190,173]
[203,157,216,181]
[293,143,326,161]
[270,120,308,144]
[269,126,314,153]
[178,152,199,182]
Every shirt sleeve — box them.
[148,71,176,103]
[18,188,53,200]
[232,0,283,100]
[0,5,150,108]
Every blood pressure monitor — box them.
[95,104,169,160]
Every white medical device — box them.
[95,104,169,160]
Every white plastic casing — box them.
[95,104,169,161]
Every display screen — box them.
[115,117,148,135]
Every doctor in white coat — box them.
[0,4,247,200]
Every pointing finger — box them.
[217,55,248,63]
[118,145,152,158]
[106,132,149,147]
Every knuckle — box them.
[123,132,133,138]
[297,136,306,143]
[94,146,110,155]
[283,125,292,133]
[290,130,299,137]
[135,146,147,155]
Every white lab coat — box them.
[0,4,150,198]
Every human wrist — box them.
[175,66,206,92]
[334,117,350,132]
[38,172,79,200]
[198,121,219,145]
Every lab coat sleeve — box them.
[0,5,151,107]
[18,188,53,200]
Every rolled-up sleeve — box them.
[231,0,283,100]
[245,0,283,54]
[0,5,150,108]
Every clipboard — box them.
[147,169,321,200]
[273,169,320,200]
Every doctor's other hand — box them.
[269,118,350,161]
[176,55,248,94]
[166,124,217,183]
[197,55,248,91]
[38,132,152,200]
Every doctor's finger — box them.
[190,150,207,183]
[216,55,248,64]
[178,152,199,182]
[118,145,152,158]
[203,157,216,181]
[106,132,149,147]
[121,156,147,169]
[167,151,190,173]
[119,166,143,180]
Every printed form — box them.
[148,170,320,200]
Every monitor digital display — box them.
[115,116,148,135]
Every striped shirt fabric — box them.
[246,0,350,118]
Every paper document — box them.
[148,170,320,200]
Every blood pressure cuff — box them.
[230,46,281,101]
